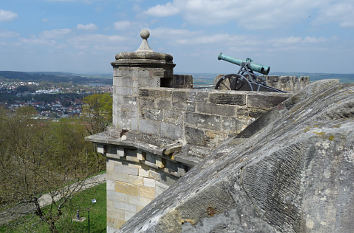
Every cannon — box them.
[218,53,270,75]
[215,53,285,92]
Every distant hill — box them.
[179,72,354,87]
[0,71,112,85]
[271,72,354,83]
[1,71,352,86]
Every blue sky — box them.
[1,0,354,74]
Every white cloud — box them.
[15,28,130,54]
[0,9,18,22]
[271,36,327,46]
[145,0,319,28]
[68,34,127,51]
[317,1,354,28]
[70,34,125,44]
[0,31,19,38]
[303,37,327,43]
[151,27,257,46]
[145,0,354,29]
[113,21,132,30]
[20,37,57,46]
[77,23,98,30]
[41,28,72,38]
[19,28,71,47]
[152,28,198,37]
[176,33,240,45]
[150,26,330,56]
[15,29,132,59]
[46,0,101,2]
[145,2,180,17]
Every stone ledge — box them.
[247,93,291,108]
[115,51,173,62]
[111,59,175,68]
[174,145,210,166]
[86,131,166,156]
[86,130,210,172]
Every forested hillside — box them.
[0,93,111,232]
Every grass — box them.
[0,183,106,233]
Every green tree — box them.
[0,107,105,232]
[83,93,112,134]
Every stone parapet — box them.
[137,87,291,147]
[262,75,310,92]
[161,74,193,88]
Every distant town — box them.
[0,72,112,119]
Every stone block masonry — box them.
[112,60,174,130]
[138,88,291,147]
[160,74,193,88]
[263,75,310,92]
[104,146,181,230]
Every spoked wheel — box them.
[215,74,250,90]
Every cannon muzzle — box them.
[218,53,270,75]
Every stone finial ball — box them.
[140,29,150,40]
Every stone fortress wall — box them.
[86,30,308,232]
[263,75,310,92]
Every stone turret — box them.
[111,29,175,130]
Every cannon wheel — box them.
[215,74,248,90]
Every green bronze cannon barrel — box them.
[218,53,270,75]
